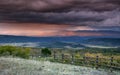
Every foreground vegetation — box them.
[31,47,120,70]
[0,46,120,70]
[0,46,31,58]
[0,57,119,75]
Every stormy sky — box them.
[0,0,120,37]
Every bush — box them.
[41,48,51,57]
[0,46,31,59]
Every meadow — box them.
[31,47,120,70]
[0,46,120,75]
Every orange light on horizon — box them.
[0,23,114,37]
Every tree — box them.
[41,48,51,57]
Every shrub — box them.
[0,46,31,59]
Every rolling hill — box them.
[0,35,120,48]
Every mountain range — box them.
[0,35,120,49]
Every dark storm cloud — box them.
[0,11,104,24]
[0,0,120,33]
[1,10,119,27]
[0,0,119,21]
[0,0,120,12]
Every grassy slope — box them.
[0,57,119,75]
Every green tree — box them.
[41,48,51,57]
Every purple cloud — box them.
[0,0,120,36]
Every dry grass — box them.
[0,57,120,75]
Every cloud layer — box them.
[0,0,120,12]
[0,0,120,37]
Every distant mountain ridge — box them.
[0,35,88,43]
[84,38,120,47]
[0,35,120,48]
